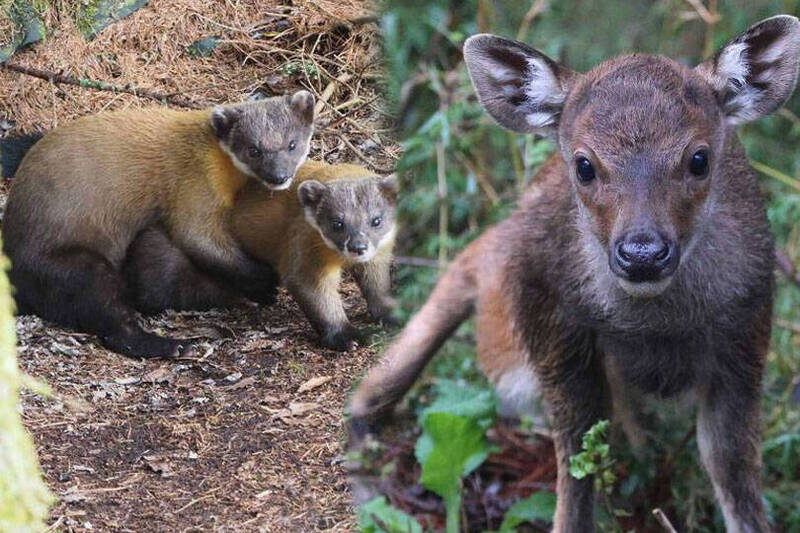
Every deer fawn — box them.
[351,15,800,532]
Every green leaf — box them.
[187,36,219,58]
[76,0,150,40]
[0,0,47,64]
[417,412,492,533]
[419,379,497,426]
[358,496,423,533]
[494,491,557,531]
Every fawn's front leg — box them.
[697,316,770,532]
[536,339,605,533]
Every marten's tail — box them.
[349,247,479,430]
[1,132,44,178]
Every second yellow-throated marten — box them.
[124,160,399,351]
[1,91,315,358]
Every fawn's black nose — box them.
[613,231,678,282]
[348,241,369,255]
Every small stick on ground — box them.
[653,508,678,533]
[2,62,205,109]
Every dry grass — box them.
[0,0,400,530]
[0,0,400,170]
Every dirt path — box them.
[18,284,378,532]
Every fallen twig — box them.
[653,508,678,533]
[395,256,441,268]
[751,160,800,192]
[775,319,800,335]
[516,0,548,42]
[2,62,205,109]
[327,131,395,174]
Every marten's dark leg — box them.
[9,247,185,358]
[352,252,397,326]
[123,226,241,314]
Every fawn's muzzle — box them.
[347,240,369,255]
[612,231,679,282]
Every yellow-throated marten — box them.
[1,91,315,358]
[124,160,398,351]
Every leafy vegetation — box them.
[0,0,46,63]
[0,237,52,531]
[364,0,800,531]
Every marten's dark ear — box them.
[298,180,327,207]
[210,106,239,139]
[695,15,800,124]
[289,90,315,125]
[377,174,398,204]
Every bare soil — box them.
[17,282,380,532]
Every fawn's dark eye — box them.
[332,220,344,232]
[288,140,297,152]
[689,149,709,177]
[248,146,262,158]
[575,156,596,184]
[371,216,382,227]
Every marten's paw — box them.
[368,298,400,328]
[246,283,278,306]
[321,325,362,352]
[102,330,193,359]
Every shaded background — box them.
[369,0,800,531]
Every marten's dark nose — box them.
[276,173,290,183]
[613,231,678,282]
[348,241,368,255]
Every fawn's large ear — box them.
[463,34,578,136]
[695,15,800,125]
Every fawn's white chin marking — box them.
[617,276,673,298]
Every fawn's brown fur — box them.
[351,16,800,532]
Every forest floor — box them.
[15,280,379,532]
[1,0,394,531]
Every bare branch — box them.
[2,63,205,109]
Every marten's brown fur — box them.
[2,91,314,358]
[234,160,398,350]
[351,17,800,532]
[125,160,398,351]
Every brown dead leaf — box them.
[142,366,172,384]
[297,376,332,393]
[288,402,321,417]
[221,376,257,391]
[142,455,174,477]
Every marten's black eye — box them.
[575,156,595,184]
[371,216,382,227]
[332,220,344,232]
[689,149,709,177]
[248,146,262,158]
[288,140,297,152]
